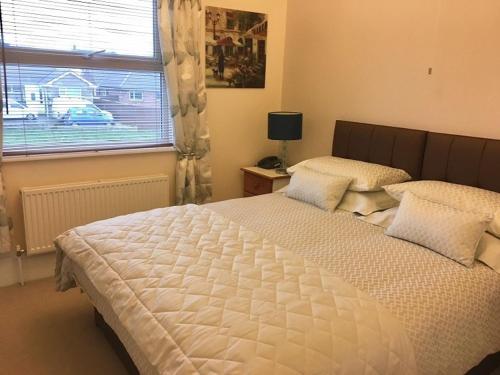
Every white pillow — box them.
[357,207,398,228]
[338,190,399,215]
[476,233,500,274]
[287,156,411,192]
[360,207,500,273]
[385,192,490,267]
[384,180,500,237]
[286,167,352,211]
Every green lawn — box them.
[4,124,160,149]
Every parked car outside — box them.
[63,105,114,126]
[2,101,38,120]
[52,98,94,119]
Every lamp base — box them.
[278,140,289,174]
[275,168,288,175]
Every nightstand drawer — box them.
[244,172,273,195]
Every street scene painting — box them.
[205,7,267,88]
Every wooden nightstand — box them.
[241,167,291,197]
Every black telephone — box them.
[257,156,281,169]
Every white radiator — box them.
[21,175,169,255]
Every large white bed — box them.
[58,193,500,374]
[55,121,500,374]
[57,202,417,374]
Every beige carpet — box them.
[0,278,127,375]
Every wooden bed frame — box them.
[94,120,500,374]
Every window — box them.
[129,90,144,101]
[226,12,236,29]
[0,0,173,156]
[7,85,20,93]
[59,87,83,98]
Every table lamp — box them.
[268,111,303,174]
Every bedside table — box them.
[241,167,291,197]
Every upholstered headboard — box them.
[332,120,500,193]
[421,132,500,192]
[332,121,427,179]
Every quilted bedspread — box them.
[56,204,416,375]
[208,194,500,375]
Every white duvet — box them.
[56,204,416,375]
[209,194,500,374]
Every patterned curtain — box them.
[158,0,212,205]
[0,90,12,253]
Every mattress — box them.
[71,262,157,375]
[56,201,416,375]
[56,193,500,374]
[207,194,500,374]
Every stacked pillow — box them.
[359,180,500,272]
[476,234,500,273]
[286,156,408,214]
[286,167,352,211]
[283,157,500,272]
[287,156,411,192]
[384,180,500,237]
[338,191,399,216]
[385,191,491,267]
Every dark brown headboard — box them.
[332,120,500,193]
[332,121,427,179]
[421,132,500,192]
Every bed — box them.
[55,121,500,375]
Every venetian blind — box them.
[0,0,173,155]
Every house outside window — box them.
[129,90,144,101]
[0,0,173,156]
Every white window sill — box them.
[3,146,176,163]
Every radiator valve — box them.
[16,245,26,257]
[15,245,25,287]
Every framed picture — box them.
[205,7,267,88]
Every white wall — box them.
[208,0,288,201]
[0,0,288,287]
[282,0,500,164]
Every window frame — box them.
[0,0,173,157]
